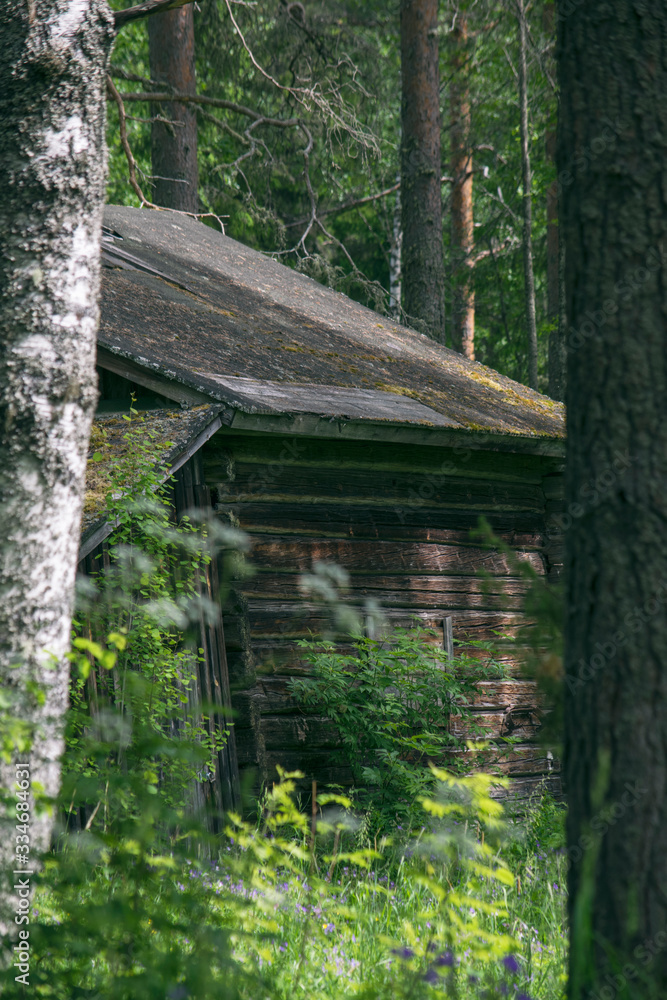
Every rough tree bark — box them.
[559,3,667,998]
[544,0,565,401]
[400,0,445,343]
[148,4,198,212]
[389,176,402,319]
[449,9,475,359]
[0,0,114,948]
[516,0,538,390]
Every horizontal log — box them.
[228,633,531,678]
[213,463,547,511]
[470,679,540,708]
[244,536,545,577]
[448,744,559,777]
[490,775,563,803]
[217,501,545,545]
[541,474,565,501]
[204,434,553,484]
[260,714,341,752]
[239,574,528,612]
[232,675,541,722]
[241,602,532,644]
[451,708,542,741]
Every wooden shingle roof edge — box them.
[79,404,224,561]
[98,205,565,453]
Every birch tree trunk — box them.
[559,2,667,997]
[0,0,113,949]
[148,3,198,212]
[449,9,475,359]
[400,0,446,343]
[516,0,538,390]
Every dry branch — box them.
[106,76,159,208]
[114,0,195,29]
[116,91,299,127]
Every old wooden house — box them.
[80,204,566,807]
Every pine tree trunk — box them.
[449,10,475,360]
[516,0,538,390]
[400,0,445,343]
[389,177,403,319]
[559,3,667,997]
[0,0,113,950]
[148,5,198,212]
[544,0,565,401]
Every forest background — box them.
[107,0,558,393]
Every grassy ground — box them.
[26,784,568,1000]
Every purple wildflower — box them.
[502,954,520,974]
[517,994,534,1000]
[391,947,415,960]
[435,951,454,967]
[423,969,439,984]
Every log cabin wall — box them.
[203,430,564,801]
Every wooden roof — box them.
[99,205,564,450]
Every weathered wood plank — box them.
[217,502,545,545]
[239,573,529,611]
[204,432,554,484]
[451,708,542,741]
[232,675,541,720]
[490,775,562,802]
[243,536,545,576]
[471,679,541,708]
[448,744,559,777]
[214,463,547,511]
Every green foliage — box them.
[65,407,245,822]
[15,765,568,1000]
[289,628,508,833]
[107,0,559,388]
[1,417,568,1000]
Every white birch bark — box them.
[0,0,113,951]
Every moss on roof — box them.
[99,206,564,442]
[81,405,218,539]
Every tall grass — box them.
[19,774,567,999]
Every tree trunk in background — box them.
[559,3,667,998]
[0,0,113,952]
[148,5,199,212]
[449,10,475,359]
[516,0,538,390]
[544,0,565,401]
[400,0,445,343]
[389,176,402,319]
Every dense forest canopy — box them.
[107,0,557,390]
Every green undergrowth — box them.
[15,771,567,999]
[3,407,567,998]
